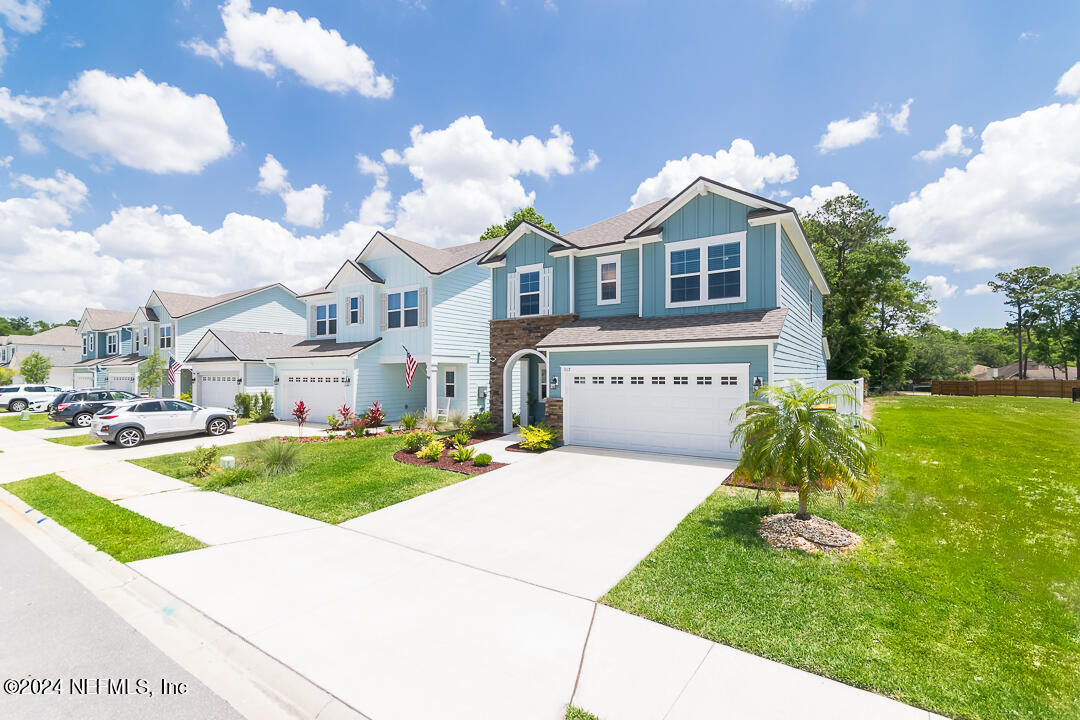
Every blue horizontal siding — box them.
[773,228,826,381]
[432,262,491,414]
[574,249,639,317]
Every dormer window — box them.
[83,334,93,355]
[106,332,118,355]
[665,232,746,308]
[315,304,337,336]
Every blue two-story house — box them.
[477,176,830,459]
[266,232,496,423]
[72,308,139,389]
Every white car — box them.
[90,398,237,448]
[0,384,66,412]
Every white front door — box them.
[199,373,240,409]
[561,363,750,459]
[108,373,137,394]
[280,373,348,422]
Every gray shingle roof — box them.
[153,285,288,318]
[372,234,500,274]
[25,325,80,346]
[536,308,789,348]
[268,338,381,360]
[187,330,306,362]
[297,260,387,298]
[559,198,670,249]
[84,308,136,331]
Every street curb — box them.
[0,487,371,720]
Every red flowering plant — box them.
[292,400,310,437]
[338,403,354,424]
[362,400,385,429]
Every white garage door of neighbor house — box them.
[281,373,348,422]
[199,374,240,409]
[562,364,750,459]
[74,374,95,389]
[108,374,138,394]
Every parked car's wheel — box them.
[115,428,143,448]
[206,418,229,436]
[8,399,27,412]
[73,413,92,428]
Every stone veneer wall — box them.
[489,313,575,431]
[542,397,564,439]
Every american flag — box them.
[403,346,418,388]
[167,356,182,385]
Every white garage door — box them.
[562,364,749,459]
[107,373,138,394]
[74,373,95,389]
[280,373,348,422]
[199,374,240,409]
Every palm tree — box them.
[730,381,881,520]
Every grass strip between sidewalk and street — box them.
[2,473,205,562]
[0,413,68,431]
[46,434,102,446]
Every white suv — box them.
[0,384,66,412]
[90,399,237,448]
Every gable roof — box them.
[185,330,307,363]
[536,308,789,349]
[562,198,670,249]
[150,283,296,319]
[20,325,80,346]
[359,232,500,275]
[297,259,386,298]
[83,308,136,331]
[624,177,789,240]
[267,338,381,360]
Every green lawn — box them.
[46,434,102,446]
[2,473,205,562]
[130,435,464,523]
[603,396,1080,720]
[0,413,67,431]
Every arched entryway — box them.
[501,348,548,433]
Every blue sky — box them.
[1,0,1079,330]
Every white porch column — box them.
[425,361,438,417]
[519,356,530,427]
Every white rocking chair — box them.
[435,398,451,421]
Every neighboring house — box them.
[477,176,830,459]
[72,308,138,389]
[73,285,307,396]
[971,362,1077,380]
[266,233,496,422]
[184,330,304,408]
[0,325,82,386]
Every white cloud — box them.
[818,112,880,152]
[256,154,328,228]
[186,0,393,98]
[581,149,600,171]
[0,70,233,173]
[965,283,993,296]
[923,274,957,301]
[888,98,913,133]
[384,116,582,245]
[355,153,392,225]
[0,0,46,34]
[0,167,379,320]
[1056,61,1080,98]
[630,139,798,207]
[787,181,853,216]
[0,28,7,72]
[890,86,1080,271]
[915,124,974,162]
[1018,31,1039,41]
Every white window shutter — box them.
[379,293,388,331]
[309,305,317,335]
[358,295,365,325]
[541,267,553,315]
[507,272,519,318]
[418,287,428,327]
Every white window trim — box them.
[516,263,544,317]
[385,285,421,330]
[346,294,363,326]
[664,231,747,309]
[142,327,149,349]
[539,365,548,400]
[444,369,455,398]
[314,303,338,337]
[596,254,621,306]
[106,332,118,356]
[159,325,173,349]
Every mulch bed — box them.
[393,448,506,475]
[758,513,863,555]
[504,442,549,453]
[722,471,797,493]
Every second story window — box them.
[134,329,139,352]
[347,295,363,325]
[519,270,541,316]
[82,334,92,355]
[159,325,172,349]
[597,255,621,305]
[315,304,337,336]
[666,233,745,308]
[142,327,149,349]
[387,290,418,329]
[669,249,700,303]
[106,333,118,355]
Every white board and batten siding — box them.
[561,363,750,459]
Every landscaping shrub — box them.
[337,403,354,424]
[325,413,342,435]
[233,393,253,418]
[519,422,558,451]
[402,431,426,451]
[462,411,496,435]
[190,445,220,478]
[450,444,476,463]
[201,466,258,491]
[253,439,302,476]
[446,409,465,429]
[384,423,395,434]
[362,400,385,428]
[179,392,193,402]
[473,453,492,467]
[416,440,444,462]
[347,419,366,438]
[453,430,470,446]
[512,412,520,427]
[253,391,274,421]
[399,411,420,430]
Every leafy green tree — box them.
[138,350,167,395]
[907,328,976,382]
[0,367,14,384]
[479,207,558,241]
[1061,268,1080,376]
[963,327,1015,367]
[987,266,1051,379]
[731,381,881,521]
[19,351,52,383]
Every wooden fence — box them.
[932,379,1080,399]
